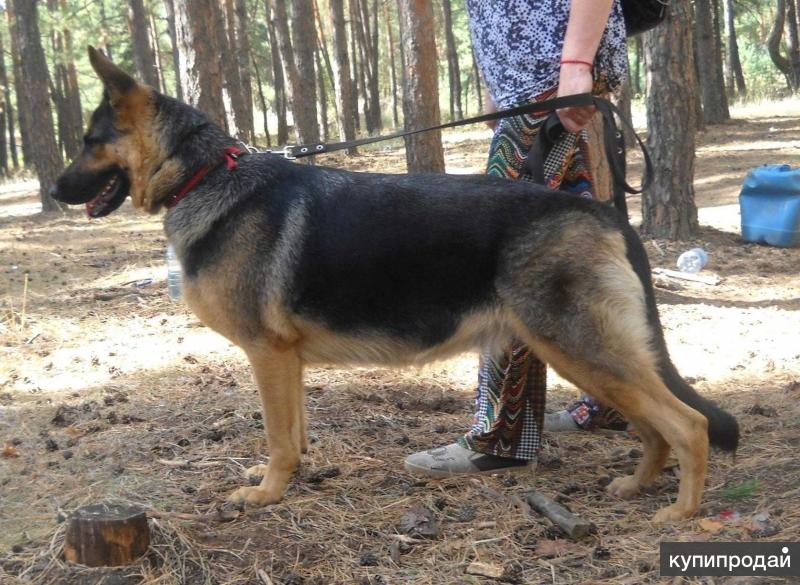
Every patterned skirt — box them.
[458,87,596,460]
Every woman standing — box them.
[405,0,628,476]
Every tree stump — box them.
[63,504,150,567]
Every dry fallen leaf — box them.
[2,443,20,458]
[698,518,724,533]
[465,561,504,578]
[398,505,440,539]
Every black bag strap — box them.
[525,97,653,220]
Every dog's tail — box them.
[622,225,740,453]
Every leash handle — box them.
[593,97,654,196]
[524,97,653,220]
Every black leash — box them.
[274,93,652,219]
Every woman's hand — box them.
[556,0,614,133]
[556,62,595,133]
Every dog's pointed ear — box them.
[88,46,138,102]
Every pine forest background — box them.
[2,0,800,237]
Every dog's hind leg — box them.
[523,337,709,522]
[228,343,303,508]
[606,420,670,498]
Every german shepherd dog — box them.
[52,48,739,522]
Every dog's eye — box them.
[83,134,101,147]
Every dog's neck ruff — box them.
[163,146,243,210]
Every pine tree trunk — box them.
[252,53,272,147]
[348,0,361,132]
[369,0,381,131]
[99,0,114,61]
[174,0,228,130]
[723,0,746,96]
[586,113,612,202]
[149,12,165,92]
[633,35,643,95]
[695,0,730,123]
[642,0,698,239]
[351,0,371,133]
[384,2,400,128]
[614,81,637,148]
[787,0,800,89]
[222,0,249,141]
[47,0,82,161]
[0,15,19,170]
[396,0,444,172]
[0,94,6,176]
[47,0,68,158]
[313,0,340,126]
[271,0,313,143]
[0,99,6,177]
[7,5,31,167]
[291,0,320,144]
[691,27,705,131]
[234,0,255,142]
[769,0,800,91]
[0,15,18,170]
[315,51,329,141]
[713,0,726,97]
[329,0,357,151]
[441,0,462,121]
[471,46,483,114]
[162,0,183,100]
[62,0,84,156]
[127,0,160,88]
[357,0,381,132]
[11,0,65,212]
[265,0,289,145]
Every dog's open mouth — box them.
[86,171,129,218]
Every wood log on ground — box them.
[525,491,595,540]
[63,503,150,567]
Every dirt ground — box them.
[1,105,799,585]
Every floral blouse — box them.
[466,0,628,108]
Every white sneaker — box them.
[543,410,580,432]
[403,443,530,478]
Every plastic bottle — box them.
[676,248,708,274]
[166,243,183,300]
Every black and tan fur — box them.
[52,48,739,522]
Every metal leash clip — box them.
[237,141,263,155]
[266,146,297,160]
[237,141,297,160]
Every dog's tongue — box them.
[86,197,100,218]
[86,193,106,218]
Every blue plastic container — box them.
[739,164,800,247]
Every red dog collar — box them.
[164,146,243,210]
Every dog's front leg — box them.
[228,343,303,508]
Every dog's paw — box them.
[652,504,693,523]
[606,475,640,499]
[244,464,270,486]
[227,486,281,508]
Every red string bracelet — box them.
[560,59,594,68]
